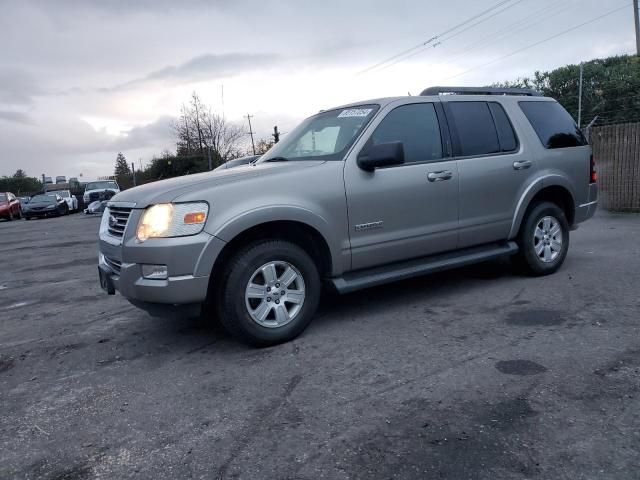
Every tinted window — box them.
[448,102,500,156]
[367,103,443,164]
[519,101,587,149]
[488,103,518,152]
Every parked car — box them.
[57,190,78,212]
[98,87,597,346]
[56,176,67,184]
[83,180,120,204]
[213,155,260,171]
[18,197,30,209]
[0,192,22,221]
[23,194,68,219]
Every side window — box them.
[447,102,500,156]
[519,101,587,149]
[367,103,443,164]
[488,102,518,152]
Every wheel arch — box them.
[208,218,335,301]
[509,177,576,238]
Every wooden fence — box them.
[590,122,640,212]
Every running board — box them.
[330,241,519,294]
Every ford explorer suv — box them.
[98,86,598,346]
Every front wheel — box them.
[515,201,569,276]
[216,240,321,347]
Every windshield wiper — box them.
[264,156,289,162]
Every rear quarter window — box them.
[519,101,587,149]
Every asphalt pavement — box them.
[1,211,639,479]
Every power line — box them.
[437,0,575,70]
[442,3,631,82]
[358,0,517,74]
[374,0,528,72]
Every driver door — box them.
[344,101,459,270]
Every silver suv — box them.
[98,87,598,346]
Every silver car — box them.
[99,87,597,346]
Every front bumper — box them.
[98,210,227,314]
[25,208,59,217]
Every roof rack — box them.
[420,86,543,97]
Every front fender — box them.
[210,205,344,275]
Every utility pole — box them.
[577,62,584,128]
[272,126,280,143]
[246,114,256,155]
[207,146,213,171]
[131,162,137,187]
[635,0,640,56]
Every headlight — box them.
[136,202,208,242]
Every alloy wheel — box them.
[244,261,306,328]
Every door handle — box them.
[513,160,532,170]
[427,171,453,182]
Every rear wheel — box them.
[216,240,321,347]
[7,210,13,221]
[515,201,569,276]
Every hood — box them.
[110,161,322,208]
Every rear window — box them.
[448,102,500,156]
[519,101,587,149]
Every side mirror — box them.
[357,141,405,171]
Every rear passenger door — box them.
[443,100,536,248]
[344,101,459,270]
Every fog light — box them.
[142,264,168,280]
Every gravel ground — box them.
[1,211,639,479]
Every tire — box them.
[216,240,321,347]
[7,210,13,221]
[16,208,21,219]
[515,201,569,276]
[25,216,31,220]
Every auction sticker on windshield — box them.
[337,108,373,118]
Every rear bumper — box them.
[575,183,598,224]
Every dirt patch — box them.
[496,359,548,376]
[0,354,15,373]
[506,309,566,326]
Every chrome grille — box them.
[107,206,132,238]
[103,255,121,274]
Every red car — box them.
[0,192,22,221]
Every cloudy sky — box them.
[0,0,636,179]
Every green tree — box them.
[114,152,131,175]
[13,169,27,178]
[494,55,640,126]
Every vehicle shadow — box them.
[316,257,520,325]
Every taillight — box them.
[590,154,597,183]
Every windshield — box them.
[0,194,6,202]
[86,181,117,190]
[261,104,379,162]
[58,191,70,198]
[30,194,56,204]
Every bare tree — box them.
[201,108,246,164]
[172,91,245,166]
